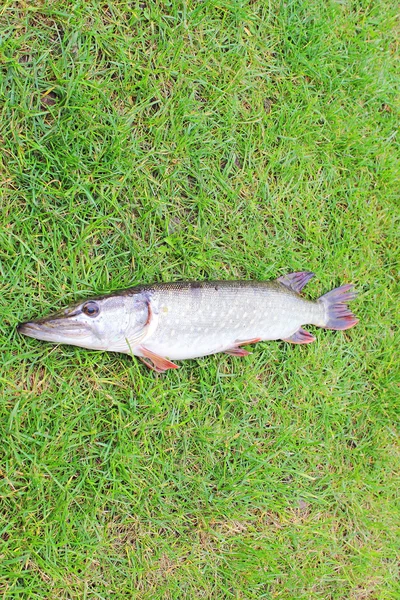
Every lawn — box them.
[0,0,399,598]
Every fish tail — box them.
[319,284,358,330]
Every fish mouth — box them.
[17,318,89,344]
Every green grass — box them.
[0,0,399,597]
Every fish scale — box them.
[18,272,358,372]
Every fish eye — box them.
[82,301,99,317]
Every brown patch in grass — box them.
[24,558,52,583]
[211,519,250,536]
[106,517,141,550]
[350,578,384,599]
[16,365,50,395]
[19,54,31,64]
[264,97,275,113]
[41,90,57,108]
[380,103,392,113]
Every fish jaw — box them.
[17,318,97,348]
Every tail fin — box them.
[319,284,358,330]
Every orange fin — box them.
[139,347,179,373]
[235,337,262,346]
[224,347,251,357]
[283,328,316,344]
[224,337,262,356]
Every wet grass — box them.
[0,0,399,598]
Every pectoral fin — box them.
[138,347,179,373]
[283,328,315,344]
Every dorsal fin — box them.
[277,271,315,294]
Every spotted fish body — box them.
[18,272,358,372]
[141,280,322,360]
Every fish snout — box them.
[17,316,89,343]
[17,321,36,334]
[17,320,52,340]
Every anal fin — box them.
[235,337,262,346]
[224,347,251,357]
[283,328,316,344]
[224,337,262,357]
[139,347,179,372]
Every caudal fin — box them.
[319,284,358,330]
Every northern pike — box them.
[18,272,358,372]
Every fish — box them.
[17,272,358,372]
